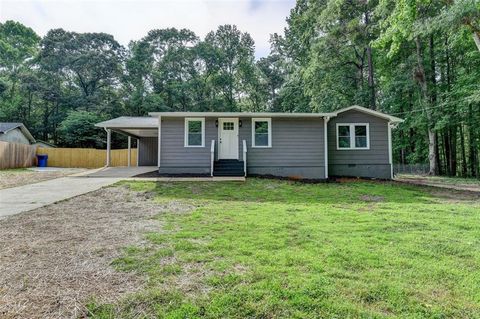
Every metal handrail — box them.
[210,140,215,177]
[242,139,247,177]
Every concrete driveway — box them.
[0,176,121,218]
[84,166,157,177]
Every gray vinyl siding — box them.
[239,117,325,179]
[138,137,157,166]
[328,110,391,179]
[155,116,325,178]
[0,128,31,145]
[158,117,216,175]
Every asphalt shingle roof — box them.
[0,123,23,133]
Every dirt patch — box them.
[396,176,480,193]
[360,195,385,202]
[393,180,480,203]
[424,187,480,203]
[0,168,86,190]
[0,185,189,319]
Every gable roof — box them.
[332,105,404,123]
[96,106,403,130]
[149,106,403,122]
[0,122,36,143]
[148,111,337,118]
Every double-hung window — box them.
[252,118,272,148]
[184,118,205,147]
[336,123,369,150]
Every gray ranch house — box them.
[96,106,403,179]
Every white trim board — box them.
[388,122,393,179]
[332,105,403,123]
[336,123,370,150]
[251,118,272,148]
[218,118,239,159]
[184,117,205,147]
[324,117,330,179]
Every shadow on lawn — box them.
[127,178,480,205]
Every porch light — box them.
[215,120,218,127]
[239,120,242,127]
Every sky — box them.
[0,0,296,58]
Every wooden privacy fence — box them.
[36,147,138,168]
[0,141,36,169]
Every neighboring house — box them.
[0,123,36,145]
[95,105,403,179]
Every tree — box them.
[58,110,105,147]
[38,29,124,111]
[0,21,40,124]
[204,25,256,111]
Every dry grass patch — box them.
[0,168,86,189]
[0,185,188,319]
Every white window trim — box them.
[336,123,370,150]
[251,118,272,148]
[184,117,205,147]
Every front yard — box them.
[0,167,85,189]
[87,179,479,318]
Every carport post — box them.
[136,138,140,166]
[127,136,132,167]
[105,128,111,167]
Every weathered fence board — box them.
[36,147,138,168]
[0,141,36,169]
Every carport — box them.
[95,117,159,167]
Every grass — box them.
[88,179,480,318]
[0,167,29,173]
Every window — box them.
[336,123,369,150]
[184,118,205,147]
[252,118,272,148]
[223,122,234,130]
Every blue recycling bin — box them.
[37,154,48,167]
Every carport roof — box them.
[95,116,158,128]
[95,117,158,138]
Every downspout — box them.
[157,116,162,169]
[388,122,398,179]
[324,116,330,179]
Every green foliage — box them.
[0,20,40,72]
[274,0,480,176]
[0,6,479,176]
[89,179,480,317]
[0,23,263,147]
[58,110,105,147]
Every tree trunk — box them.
[450,126,457,176]
[43,102,49,141]
[415,36,437,175]
[366,46,375,109]
[444,131,450,175]
[467,105,477,177]
[473,31,480,52]
[429,35,437,105]
[364,10,376,110]
[460,124,467,177]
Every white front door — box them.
[218,118,239,159]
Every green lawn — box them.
[89,179,480,318]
